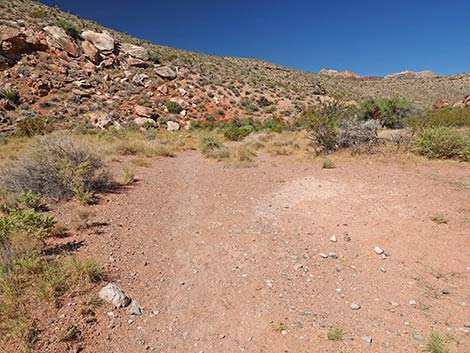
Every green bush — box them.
[166,101,183,114]
[359,97,412,129]
[223,125,252,141]
[412,127,470,161]
[0,209,55,244]
[56,19,81,40]
[0,134,111,200]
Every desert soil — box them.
[54,151,470,352]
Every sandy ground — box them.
[44,151,470,353]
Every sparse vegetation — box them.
[122,165,135,185]
[407,107,470,129]
[327,327,343,341]
[425,333,450,353]
[0,205,103,350]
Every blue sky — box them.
[37,0,469,76]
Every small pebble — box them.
[413,334,425,341]
[374,246,384,255]
[330,235,337,243]
[319,253,329,258]
[350,303,361,310]
[363,336,373,344]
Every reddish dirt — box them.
[58,151,470,352]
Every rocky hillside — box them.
[1,0,470,133]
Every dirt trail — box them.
[77,151,469,353]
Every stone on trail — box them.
[99,283,131,308]
[374,246,384,255]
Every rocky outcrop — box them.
[43,26,79,57]
[319,68,363,80]
[0,23,48,68]
[384,70,435,80]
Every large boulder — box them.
[134,104,153,118]
[43,26,79,57]
[155,66,177,80]
[134,117,156,127]
[81,40,100,64]
[120,42,148,60]
[81,30,115,52]
[99,283,131,308]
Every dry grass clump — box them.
[0,207,103,351]
[0,134,111,203]
[225,145,257,168]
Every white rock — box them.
[374,246,384,255]
[167,121,180,132]
[99,283,131,308]
[330,235,337,243]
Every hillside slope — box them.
[0,0,469,133]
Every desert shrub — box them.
[359,97,412,129]
[303,105,378,153]
[166,101,183,114]
[223,125,252,141]
[16,117,53,137]
[337,119,379,150]
[412,127,469,161]
[0,134,111,201]
[302,105,343,152]
[30,8,47,18]
[56,19,81,40]
[407,107,470,130]
[0,88,20,104]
